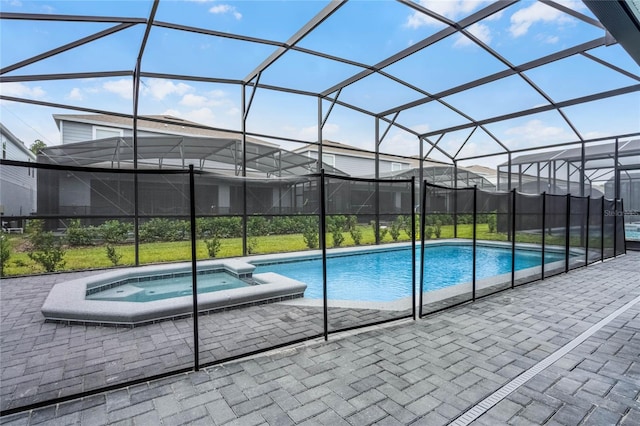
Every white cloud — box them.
[10,0,22,6]
[184,107,217,126]
[406,0,491,28]
[537,34,559,44]
[102,79,133,99]
[209,4,242,20]
[67,87,83,101]
[1,82,46,99]
[454,23,492,47]
[288,123,340,141]
[504,119,573,148]
[143,79,192,100]
[179,94,212,108]
[509,1,582,37]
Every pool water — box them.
[626,230,640,241]
[86,272,249,302]
[254,245,564,302]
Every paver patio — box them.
[1,251,638,425]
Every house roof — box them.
[0,123,37,161]
[53,114,279,147]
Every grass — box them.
[1,223,601,277]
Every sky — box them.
[1,0,639,169]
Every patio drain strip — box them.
[449,293,640,426]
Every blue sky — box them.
[1,0,639,168]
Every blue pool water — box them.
[86,272,248,302]
[626,230,640,241]
[254,245,564,302]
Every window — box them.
[2,142,5,159]
[321,153,335,168]
[93,126,123,140]
[391,162,403,172]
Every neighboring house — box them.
[0,123,37,222]
[294,140,417,177]
[39,115,343,218]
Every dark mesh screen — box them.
[569,196,588,270]
[475,189,513,297]
[544,194,568,278]
[514,192,543,286]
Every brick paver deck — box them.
[1,252,639,425]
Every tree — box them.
[30,139,47,155]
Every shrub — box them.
[487,212,497,233]
[248,216,269,237]
[389,217,402,241]
[100,220,131,244]
[370,220,389,242]
[301,217,319,249]
[350,226,362,245]
[327,215,346,247]
[105,244,122,266]
[205,236,221,258]
[65,219,96,246]
[424,226,434,240]
[347,216,362,245]
[28,230,66,272]
[434,220,442,239]
[140,218,188,242]
[196,217,242,239]
[246,236,258,254]
[0,235,10,277]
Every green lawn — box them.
[2,223,583,277]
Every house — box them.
[293,140,417,177]
[38,115,344,218]
[0,123,37,226]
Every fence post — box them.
[411,176,416,321]
[621,198,626,255]
[511,188,516,289]
[585,196,590,266]
[319,169,328,341]
[188,165,199,371]
[541,192,546,280]
[600,197,605,261]
[565,194,571,273]
[613,198,617,258]
[419,181,427,318]
[472,185,477,301]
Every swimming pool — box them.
[253,244,564,302]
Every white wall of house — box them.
[303,149,412,177]
[1,126,37,217]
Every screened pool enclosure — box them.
[1,0,639,416]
